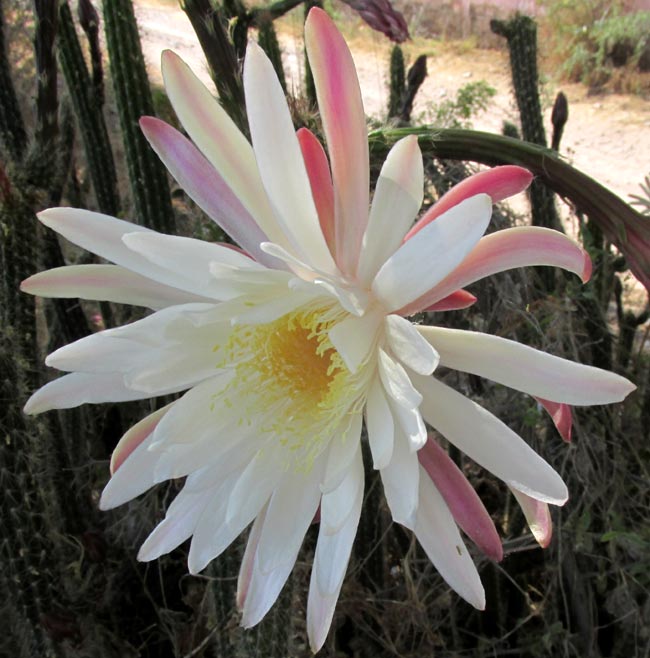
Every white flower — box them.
[22,8,634,652]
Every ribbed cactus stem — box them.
[182,0,247,134]
[0,0,27,160]
[77,0,105,106]
[103,0,175,233]
[33,0,59,152]
[258,14,286,93]
[491,15,561,239]
[388,45,405,119]
[58,1,120,216]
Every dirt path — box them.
[133,0,650,205]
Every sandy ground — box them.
[133,0,650,207]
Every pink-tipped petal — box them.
[110,403,173,475]
[401,226,593,316]
[534,397,573,442]
[140,117,274,267]
[405,166,533,240]
[21,264,212,309]
[297,127,335,253]
[305,8,369,275]
[418,437,503,562]
[510,488,553,548]
[423,289,477,312]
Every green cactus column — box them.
[103,0,175,233]
[388,45,406,119]
[58,1,120,216]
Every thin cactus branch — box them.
[77,0,105,106]
[33,0,59,152]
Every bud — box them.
[341,0,409,43]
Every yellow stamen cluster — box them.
[214,304,368,470]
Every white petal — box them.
[385,315,440,376]
[328,308,382,373]
[418,325,636,405]
[365,376,394,469]
[372,194,492,312]
[388,398,427,452]
[357,135,424,285]
[413,374,568,505]
[244,42,335,273]
[237,502,269,610]
[414,466,485,609]
[380,427,419,529]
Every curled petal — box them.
[406,165,533,240]
[534,397,573,442]
[401,226,593,315]
[510,487,553,548]
[423,289,477,312]
[418,437,502,561]
[111,403,173,475]
[305,8,369,275]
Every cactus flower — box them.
[22,8,634,652]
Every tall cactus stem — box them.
[388,45,406,119]
[103,0,175,233]
[58,1,120,216]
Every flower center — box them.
[215,304,369,469]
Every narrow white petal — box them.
[388,399,427,452]
[385,315,440,376]
[307,449,363,652]
[138,483,216,561]
[244,42,335,273]
[322,413,363,493]
[237,503,269,611]
[372,194,492,312]
[321,446,364,535]
[377,349,423,409]
[256,458,325,573]
[415,467,485,609]
[187,470,244,574]
[21,264,212,309]
[418,325,636,405]
[413,374,568,505]
[357,135,424,285]
[380,427,419,529]
[24,372,149,415]
[365,376,394,469]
